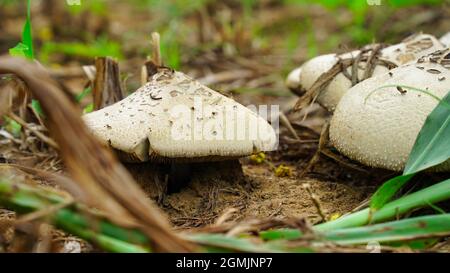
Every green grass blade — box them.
[187,233,281,253]
[259,228,302,241]
[56,216,150,253]
[83,103,94,114]
[261,178,450,240]
[404,91,450,174]
[323,214,450,245]
[9,0,34,59]
[370,174,415,210]
[31,99,44,117]
[9,43,29,58]
[22,9,34,59]
[0,178,151,252]
[3,116,22,137]
[316,178,450,232]
[75,87,92,103]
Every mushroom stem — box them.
[168,162,192,193]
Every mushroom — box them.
[83,67,277,186]
[329,49,450,172]
[440,32,450,48]
[286,33,445,111]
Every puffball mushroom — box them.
[83,67,277,164]
[329,49,450,172]
[286,33,445,112]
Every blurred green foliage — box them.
[131,0,211,19]
[40,38,123,62]
[160,22,182,69]
[4,0,446,69]
[3,117,22,138]
[9,0,33,59]
[283,0,445,44]
[65,0,107,16]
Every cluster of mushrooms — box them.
[81,32,450,188]
[286,32,450,172]
[83,63,277,186]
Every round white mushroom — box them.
[83,68,277,163]
[329,49,450,172]
[287,33,445,112]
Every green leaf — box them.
[31,99,44,117]
[22,5,34,60]
[83,103,94,114]
[3,116,22,137]
[75,87,92,103]
[404,91,450,174]
[370,173,415,210]
[9,0,34,59]
[9,43,29,58]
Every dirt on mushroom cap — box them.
[290,33,445,112]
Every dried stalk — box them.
[6,112,59,149]
[93,57,125,110]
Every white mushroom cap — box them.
[329,49,450,172]
[289,33,444,112]
[299,51,392,111]
[440,32,450,48]
[285,67,302,92]
[83,68,277,163]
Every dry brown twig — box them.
[302,183,327,222]
[92,57,125,110]
[151,32,162,67]
[141,32,163,85]
[298,120,330,178]
[279,112,301,141]
[293,44,396,113]
[6,112,59,149]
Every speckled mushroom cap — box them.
[83,68,277,163]
[287,33,444,111]
[329,49,450,172]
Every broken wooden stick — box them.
[93,57,125,110]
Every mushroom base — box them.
[124,160,245,195]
